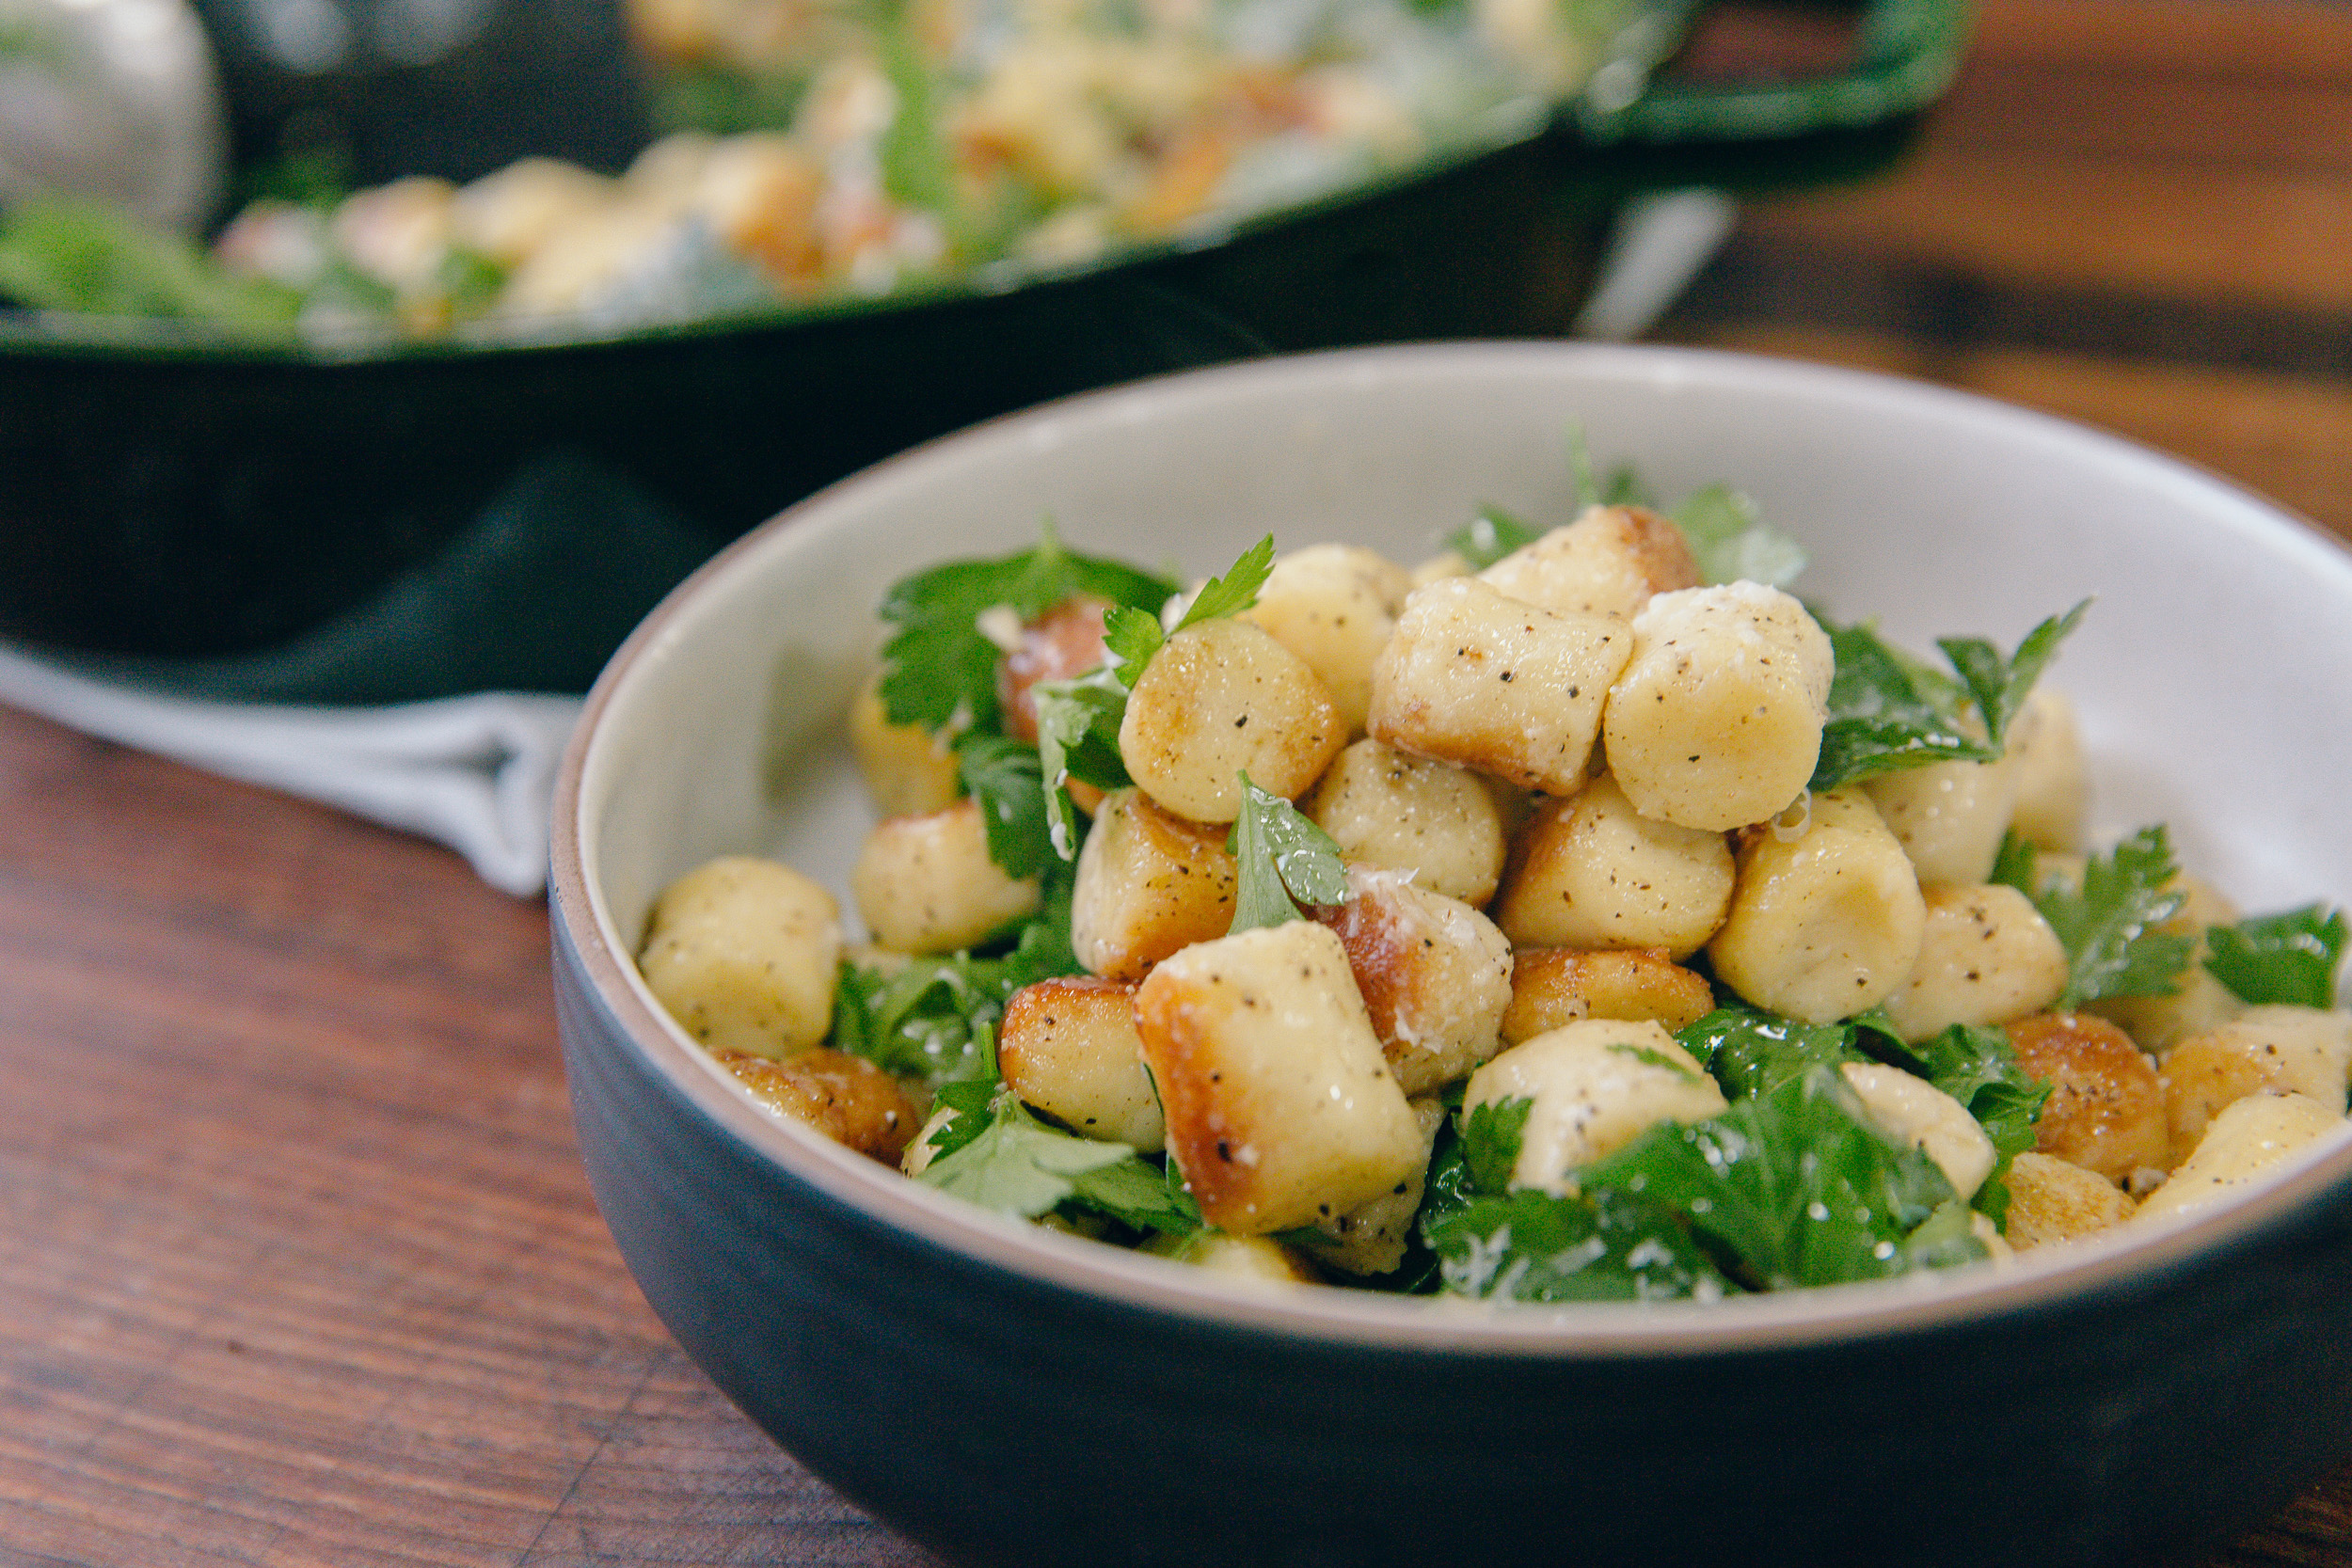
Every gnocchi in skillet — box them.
[635,487,2351,1303]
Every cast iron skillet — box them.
[0,0,1965,664]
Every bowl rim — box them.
[550,339,2352,1357]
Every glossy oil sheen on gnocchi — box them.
[631,481,2352,1304]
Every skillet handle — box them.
[1580,0,1971,166]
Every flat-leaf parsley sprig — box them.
[873,525,1177,740]
[1226,772,1350,930]
[1809,601,2089,792]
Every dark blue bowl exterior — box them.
[553,910,2352,1568]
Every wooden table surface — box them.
[7,1,2352,1561]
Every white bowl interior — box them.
[567,342,2352,1347]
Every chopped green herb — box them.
[1811,607,2087,791]
[1457,1096,1533,1196]
[1672,483,1806,589]
[1990,831,2042,895]
[0,197,302,333]
[918,1087,1140,1218]
[1424,1185,1733,1303]
[1935,600,2090,749]
[1087,534,1275,698]
[1226,772,1350,931]
[2205,904,2348,1009]
[1173,534,1277,631]
[2026,826,2194,1006]
[1101,602,1164,689]
[921,1076,1002,1163]
[1810,622,2002,790]
[829,902,1081,1091]
[1065,1153,1201,1237]
[1442,503,1542,570]
[1031,671,1130,861]
[877,18,956,214]
[1577,1067,1976,1291]
[874,528,1175,736]
[958,734,1053,879]
[1677,1006,1868,1101]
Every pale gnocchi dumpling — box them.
[1241,544,1412,737]
[1839,1062,1995,1200]
[1489,771,1734,958]
[1500,947,1716,1043]
[848,670,963,818]
[2160,1006,2352,1153]
[1309,863,1513,1097]
[1302,738,1505,904]
[1863,752,2019,887]
[1602,581,1834,832]
[638,855,843,1057]
[2004,1151,2137,1250]
[851,798,1041,955]
[997,976,1166,1150]
[1069,786,1239,981]
[1119,617,1345,822]
[1878,883,2069,1042]
[2136,1091,2343,1223]
[1706,788,1926,1023]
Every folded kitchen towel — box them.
[0,647,581,895]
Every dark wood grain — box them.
[5,1,2352,1562]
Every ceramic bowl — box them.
[549,342,2352,1568]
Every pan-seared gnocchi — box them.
[633,495,2350,1297]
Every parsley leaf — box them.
[876,19,954,214]
[1578,1067,1976,1291]
[2205,905,2349,1008]
[1459,1096,1532,1195]
[1226,772,1350,931]
[917,1088,1139,1218]
[1031,671,1131,861]
[1990,831,2041,894]
[1175,535,1277,631]
[1424,1186,1733,1303]
[1811,608,2087,791]
[874,529,1176,736]
[1934,600,2090,749]
[958,735,1052,880]
[2026,826,2195,1006]
[1677,1006,1869,1101]
[1086,535,1275,704]
[1442,503,1542,571]
[1810,622,2001,790]
[914,1085,1200,1236]
[1424,1081,1728,1303]
[1101,603,1164,689]
[829,904,1082,1090]
[1672,483,1806,589]
[1065,1155,1201,1237]
[920,1077,1002,1163]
